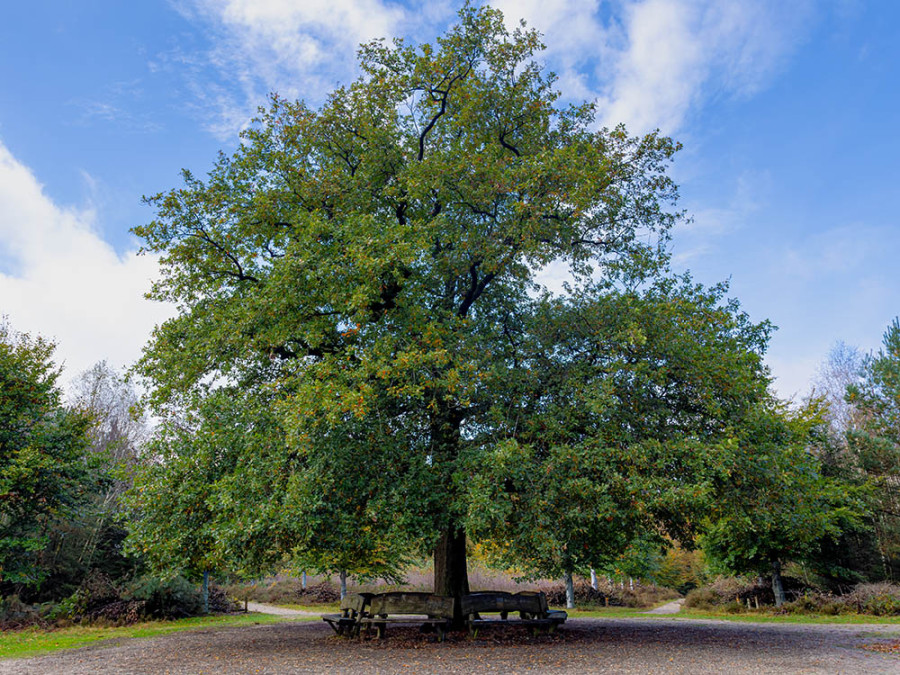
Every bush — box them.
[684,578,900,616]
[777,585,900,616]
[7,571,240,628]
[684,577,758,609]
[845,583,900,616]
[683,587,719,611]
[225,578,340,605]
[541,579,679,608]
[0,595,43,630]
[126,575,201,619]
[684,576,810,610]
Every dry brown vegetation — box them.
[685,578,900,616]
[226,568,678,609]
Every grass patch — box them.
[0,612,299,660]
[556,604,900,624]
[674,609,900,625]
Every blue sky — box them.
[0,0,897,398]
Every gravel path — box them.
[641,599,685,615]
[4,616,900,674]
[244,602,319,617]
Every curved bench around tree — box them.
[461,591,567,637]
[357,592,456,641]
[321,593,374,636]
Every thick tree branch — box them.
[498,131,521,157]
[417,65,473,161]
[191,228,259,283]
[458,264,496,317]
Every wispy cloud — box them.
[495,0,815,134]
[601,0,815,133]
[68,99,164,133]
[780,223,892,279]
[0,141,173,383]
[672,169,770,266]
[164,0,816,139]
[168,0,435,138]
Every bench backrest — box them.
[516,590,550,614]
[368,592,455,618]
[460,591,546,616]
[341,593,373,615]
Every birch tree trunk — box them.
[564,571,575,609]
[201,570,210,614]
[771,560,786,607]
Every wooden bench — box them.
[358,592,455,640]
[321,593,373,636]
[461,591,567,636]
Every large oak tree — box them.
[131,5,696,603]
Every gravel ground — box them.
[4,616,900,674]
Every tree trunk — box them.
[301,570,307,591]
[564,571,575,609]
[771,560,786,607]
[339,570,347,600]
[201,570,210,614]
[590,568,598,590]
[430,400,469,627]
[433,525,470,597]
[433,524,470,628]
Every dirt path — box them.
[245,602,320,617]
[641,598,685,615]
[4,616,900,674]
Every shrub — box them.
[683,587,719,611]
[0,595,43,630]
[685,578,900,616]
[846,583,900,616]
[684,576,811,610]
[541,579,678,608]
[225,577,340,605]
[125,575,201,619]
[684,577,756,609]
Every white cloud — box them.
[598,0,814,134]
[172,0,423,137]
[167,0,814,139]
[0,141,173,386]
[492,0,814,135]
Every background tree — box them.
[125,390,270,581]
[28,363,148,601]
[0,321,96,592]
[785,343,881,588]
[702,403,866,605]
[130,4,684,606]
[811,342,865,442]
[847,318,900,579]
